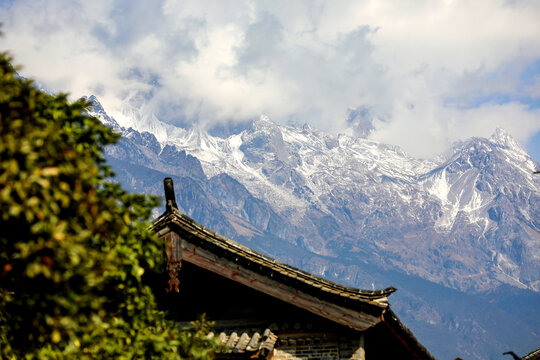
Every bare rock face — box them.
[87,97,540,360]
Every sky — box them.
[1,0,540,160]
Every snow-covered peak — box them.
[88,95,191,145]
[251,114,279,131]
[489,127,526,154]
[85,95,122,131]
[87,95,104,112]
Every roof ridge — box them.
[153,208,396,301]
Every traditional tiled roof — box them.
[208,327,277,357]
[153,208,396,309]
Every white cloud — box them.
[1,0,539,158]
[371,101,540,158]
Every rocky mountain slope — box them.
[88,95,540,360]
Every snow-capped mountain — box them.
[93,96,539,293]
[87,96,540,360]
[194,120,539,293]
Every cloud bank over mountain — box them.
[2,0,540,158]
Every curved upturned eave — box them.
[152,208,396,307]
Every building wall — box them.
[272,335,363,360]
[161,262,419,360]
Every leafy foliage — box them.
[0,52,218,359]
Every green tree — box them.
[0,52,218,359]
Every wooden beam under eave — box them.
[179,241,381,331]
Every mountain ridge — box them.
[87,95,540,293]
